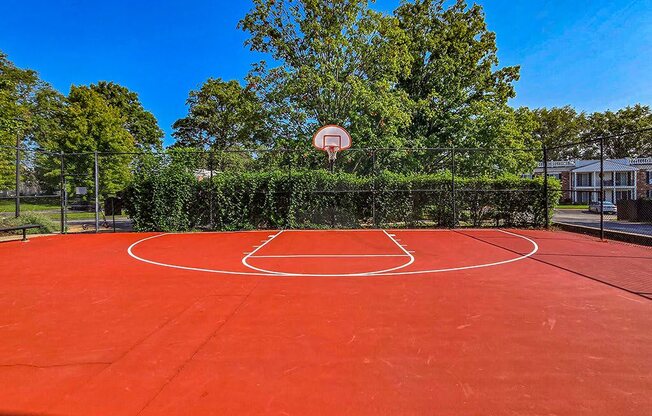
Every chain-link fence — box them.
[540,130,652,242]
[3,125,651,242]
[1,145,63,235]
[2,144,561,237]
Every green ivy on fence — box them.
[123,154,560,232]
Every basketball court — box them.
[2,228,652,415]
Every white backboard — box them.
[312,125,352,151]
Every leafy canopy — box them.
[35,85,136,194]
[530,104,652,159]
[0,50,165,195]
[173,78,270,150]
[0,51,64,189]
[239,0,413,149]
[395,0,520,148]
[90,81,163,150]
[585,105,652,159]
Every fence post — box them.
[543,145,550,229]
[372,149,377,227]
[599,137,605,240]
[208,151,214,228]
[94,151,99,233]
[287,149,292,228]
[112,197,116,233]
[451,146,456,227]
[63,176,68,234]
[15,144,20,218]
[60,152,65,234]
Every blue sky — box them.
[1,0,651,145]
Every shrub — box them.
[123,161,560,231]
[0,212,58,234]
[122,152,198,232]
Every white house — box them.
[533,157,652,204]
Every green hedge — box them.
[123,159,560,231]
[0,212,58,234]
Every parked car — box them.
[588,201,617,214]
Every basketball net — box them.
[325,145,339,162]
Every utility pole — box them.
[94,152,100,232]
[599,137,605,240]
[543,146,550,229]
[15,141,20,218]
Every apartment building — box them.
[533,158,652,204]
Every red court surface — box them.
[1,229,651,415]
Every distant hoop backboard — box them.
[312,125,352,164]
[312,125,352,151]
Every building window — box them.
[615,190,632,201]
[547,173,561,180]
[647,171,652,185]
[615,172,633,186]
[576,191,592,203]
[576,173,592,186]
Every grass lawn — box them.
[0,201,61,212]
[54,212,128,221]
[1,211,126,221]
[0,201,127,222]
[556,204,588,210]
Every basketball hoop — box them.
[325,145,339,162]
[312,125,352,173]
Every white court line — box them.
[381,229,414,262]
[250,254,410,258]
[240,229,415,276]
[374,230,539,276]
[127,229,539,277]
[240,230,286,275]
[127,233,273,276]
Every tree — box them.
[458,104,538,175]
[585,105,652,159]
[37,86,136,195]
[0,51,64,191]
[90,81,163,150]
[531,106,587,159]
[238,0,413,150]
[530,105,652,160]
[0,52,40,141]
[395,0,521,148]
[0,51,34,190]
[172,78,270,150]
[1,52,166,196]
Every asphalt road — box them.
[553,209,652,237]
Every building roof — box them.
[571,160,637,173]
[534,157,652,173]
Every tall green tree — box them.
[37,86,136,194]
[531,106,587,158]
[238,0,413,149]
[395,0,521,148]
[530,105,651,159]
[172,78,270,150]
[0,51,64,191]
[459,104,538,175]
[90,81,163,150]
[0,52,34,190]
[1,52,165,196]
[585,105,652,159]
[0,52,40,141]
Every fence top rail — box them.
[0,144,62,155]
[2,146,545,156]
[546,127,652,151]
[3,127,650,156]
